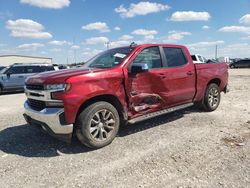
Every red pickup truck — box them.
[23,44,228,148]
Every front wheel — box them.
[76,101,120,149]
[200,83,221,111]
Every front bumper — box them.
[23,101,73,142]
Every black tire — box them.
[75,101,120,149]
[200,83,221,111]
[230,65,235,69]
[0,86,2,95]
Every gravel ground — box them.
[0,69,250,188]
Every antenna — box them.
[105,42,110,49]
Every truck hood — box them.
[26,67,94,85]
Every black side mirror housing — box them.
[130,63,149,74]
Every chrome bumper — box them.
[24,101,73,135]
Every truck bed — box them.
[194,62,228,102]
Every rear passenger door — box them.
[160,46,196,107]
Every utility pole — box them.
[105,42,110,49]
[215,45,218,60]
[73,37,76,64]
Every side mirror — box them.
[130,63,149,74]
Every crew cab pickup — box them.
[23,44,228,148]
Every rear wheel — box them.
[76,101,120,149]
[199,83,221,111]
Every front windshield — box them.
[85,47,135,69]
[0,67,8,74]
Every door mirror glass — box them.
[130,63,148,74]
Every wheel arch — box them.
[207,78,221,87]
[76,94,127,123]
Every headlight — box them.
[45,84,70,91]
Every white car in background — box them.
[191,54,207,64]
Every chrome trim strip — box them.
[24,86,62,102]
[24,101,73,134]
[128,103,193,124]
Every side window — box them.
[7,66,25,74]
[26,66,42,73]
[133,47,162,69]
[163,48,187,68]
[42,66,55,72]
[191,55,197,61]
[198,56,203,62]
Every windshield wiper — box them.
[89,64,112,69]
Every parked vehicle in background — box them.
[0,66,6,71]
[207,59,220,64]
[218,56,230,64]
[229,59,250,68]
[191,54,207,63]
[0,63,57,93]
[23,43,228,149]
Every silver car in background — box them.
[0,63,57,94]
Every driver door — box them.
[125,46,168,115]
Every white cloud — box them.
[241,36,250,40]
[119,34,134,40]
[219,43,250,58]
[187,40,224,48]
[17,43,44,50]
[110,40,131,48]
[169,11,211,21]
[239,14,250,25]
[20,0,70,9]
[132,29,158,36]
[82,22,110,32]
[50,48,61,52]
[71,45,80,49]
[6,19,52,39]
[219,26,250,34]
[202,25,210,30]
[85,37,109,45]
[115,1,170,18]
[167,31,191,41]
[186,41,225,58]
[48,40,72,45]
[144,35,155,40]
[114,26,121,31]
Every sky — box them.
[0,0,250,64]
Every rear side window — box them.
[26,66,42,73]
[198,56,203,62]
[163,48,187,68]
[8,66,25,74]
[41,66,55,72]
[243,60,250,64]
[133,47,162,69]
[191,55,197,61]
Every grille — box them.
[28,99,46,111]
[26,84,44,91]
